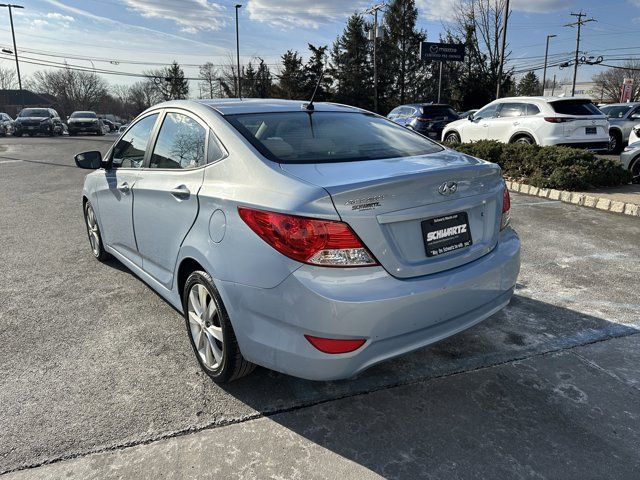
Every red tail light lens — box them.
[544,117,575,123]
[305,335,366,354]
[238,207,378,267]
[501,187,511,230]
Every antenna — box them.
[303,66,325,111]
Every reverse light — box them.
[501,187,511,230]
[305,335,366,354]
[238,207,378,267]
[544,117,575,123]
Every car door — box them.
[94,112,160,267]
[488,103,525,142]
[132,110,210,289]
[462,103,498,142]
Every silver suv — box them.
[599,102,640,153]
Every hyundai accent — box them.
[74,99,521,382]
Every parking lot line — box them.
[0,159,22,164]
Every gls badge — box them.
[438,181,458,196]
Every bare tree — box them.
[31,65,108,116]
[0,65,17,89]
[129,79,161,113]
[593,61,640,103]
[199,62,221,99]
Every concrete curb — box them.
[506,181,640,217]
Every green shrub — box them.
[448,140,632,191]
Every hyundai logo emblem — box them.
[438,181,458,195]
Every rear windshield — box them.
[599,105,633,118]
[19,109,49,117]
[551,100,601,116]
[70,111,97,118]
[226,112,443,163]
[421,106,459,120]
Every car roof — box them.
[188,98,365,116]
[493,96,596,104]
[600,102,640,107]
[401,103,454,108]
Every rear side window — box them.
[422,106,459,120]
[526,104,541,116]
[112,113,158,168]
[227,111,443,163]
[551,100,601,116]
[149,112,207,169]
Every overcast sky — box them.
[0,0,638,90]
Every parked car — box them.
[621,137,640,183]
[442,97,609,150]
[13,108,64,137]
[0,112,13,136]
[598,102,640,154]
[74,99,520,383]
[629,124,640,145]
[68,111,104,136]
[100,118,117,132]
[459,109,478,119]
[388,103,460,140]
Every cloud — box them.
[121,0,226,33]
[46,12,75,22]
[417,0,570,22]
[246,0,368,29]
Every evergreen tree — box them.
[303,44,332,101]
[255,59,273,98]
[518,71,541,96]
[243,62,258,97]
[275,50,305,99]
[330,14,373,110]
[160,61,189,100]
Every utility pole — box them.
[541,34,556,96]
[565,11,596,97]
[364,3,385,114]
[234,4,242,98]
[496,0,510,99]
[0,3,24,109]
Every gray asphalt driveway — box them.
[1,137,638,479]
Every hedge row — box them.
[448,140,631,191]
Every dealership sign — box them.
[620,78,634,103]
[420,42,466,62]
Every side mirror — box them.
[467,113,474,122]
[630,114,640,120]
[75,151,103,169]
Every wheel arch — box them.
[508,131,537,144]
[176,257,207,303]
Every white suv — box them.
[442,97,609,150]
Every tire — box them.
[83,201,110,261]
[512,135,535,145]
[608,130,622,154]
[631,158,640,184]
[48,126,54,137]
[14,132,21,137]
[444,132,460,143]
[183,270,255,383]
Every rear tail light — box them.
[238,207,378,267]
[501,187,511,230]
[544,117,575,123]
[305,335,366,354]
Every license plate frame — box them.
[422,212,473,258]
[585,126,597,135]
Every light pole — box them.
[0,3,24,109]
[234,4,242,98]
[541,34,556,96]
[365,3,385,114]
[496,0,510,99]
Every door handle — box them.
[513,121,520,126]
[170,185,191,199]
[117,182,130,194]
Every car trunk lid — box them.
[281,150,504,279]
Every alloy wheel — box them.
[609,134,618,153]
[85,204,100,257]
[187,283,224,370]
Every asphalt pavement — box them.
[0,136,639,479]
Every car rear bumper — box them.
[542,136,609,150]
[218,228,521,380]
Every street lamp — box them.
[0,3,24,109]
[234,4,242,98]
[542,34,557,96]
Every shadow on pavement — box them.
[219,296,639,478]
